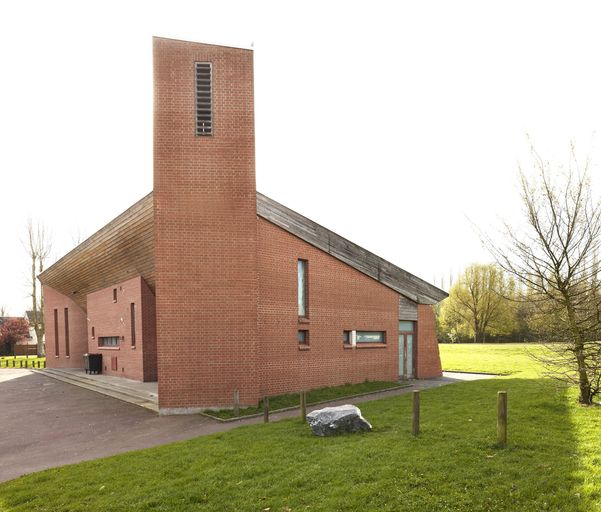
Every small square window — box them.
[298,330,309,345]
[343,330,351,345]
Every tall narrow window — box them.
[195,62,212,135]
[298,259,308,317]
[53,309,59,356]
[64,308,70,357]
[112,288,117,302]
[130,303,136,347]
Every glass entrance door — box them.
[399,321,416,379]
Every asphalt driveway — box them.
[0,369,493,483]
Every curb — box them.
[199,383,414,423]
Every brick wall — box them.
[415,304,442,378]
[86,276,157,381]
[43,286,88,368]
[257,219,400,397]
[153,38,259,411]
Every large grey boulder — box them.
[306,405,372,436]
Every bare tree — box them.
[0,306,7,317]
[486,144,601,405]
[24,220,52,357]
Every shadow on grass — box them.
[0,376,594,511]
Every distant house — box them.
[25,311,39,344]
[39,38,448,414]
[23,310,42,354]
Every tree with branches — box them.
[439,263,515,343]
[486,144,601,405]
[24,220,52,357]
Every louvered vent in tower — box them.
[195,62,212,135]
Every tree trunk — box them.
[565,296,593,405]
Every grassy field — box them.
[210,380,404,419]
[0,345,599,511]
[439,343,548,377]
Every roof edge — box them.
[256,192,448,304]
[152,36,253,52]
[39,192,153,283]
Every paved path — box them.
[0,369,493,483]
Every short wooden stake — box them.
[263,396,270,423]
[233,390,240,417]
[412,390,420,436]
[300,391,307,422]
[497,391,507,447]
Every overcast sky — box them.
[1,0,601,315]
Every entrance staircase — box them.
[37,368,159,412]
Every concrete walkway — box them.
[0,369,493,483]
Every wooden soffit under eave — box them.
[39,193,155,311]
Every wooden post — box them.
[233,390,240,417]
[300,391,307,422]
[497,391,507,447]
[412,390,420,436]
[263,396,270,423]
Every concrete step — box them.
[36,369,159,413]
[43,368,158,401]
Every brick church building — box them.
[39,37,447,414]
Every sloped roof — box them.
[39,192,447,310]
[256,193,447,304]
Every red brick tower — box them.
[153,37,258,412]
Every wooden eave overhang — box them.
[39,191,447,311]
[38,193,154,311]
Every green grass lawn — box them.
[439,343,548,377]
[0,356,45,368]
[210,380,404,419]
[1,345,599,511]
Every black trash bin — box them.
[84,353,102,374]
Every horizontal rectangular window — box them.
[356,331,385,343]
[98,336,120,347]
[343,330,351,345]
[298,330,309,345]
